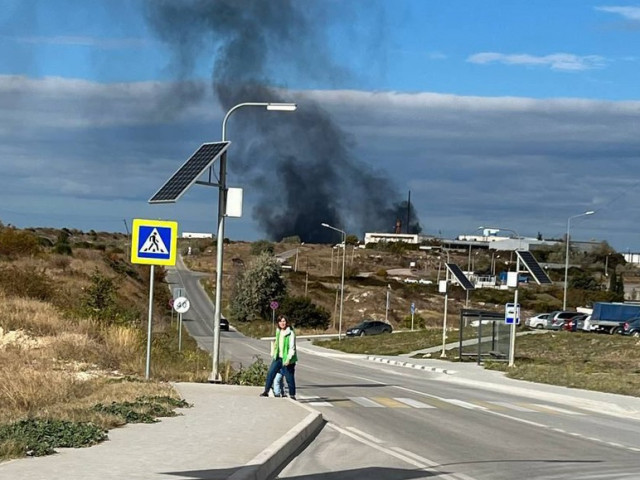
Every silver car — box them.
[525,313,550,329]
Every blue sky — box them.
[1,1,640,250]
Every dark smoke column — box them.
[145,0,421,242]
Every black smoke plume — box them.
[145,0,421,243]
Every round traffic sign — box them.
[270,301,279,310]
[173,296,190,314]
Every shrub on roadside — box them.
[0,265,56,301]
[0,228,41,258]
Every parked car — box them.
[620,317,640,337]
[525,313,550,329]
[548,311,583,331]
[220,316,230,331]
[564,314,589,332]
[346,320,393,337]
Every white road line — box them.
[443,399,488,410]
[345,427,385,444]
[348,396,385,407]
[299,396,333,407]
[488,401,538,412]
[327,423,476,480]
[394,397,436,409]
[531,404,585,415]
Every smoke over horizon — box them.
[145,0,421,243]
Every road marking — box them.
[484,401,538,412]
[529,404,585,415]
[442,398,488,410]
[394,397,436,409]
[299,396,333,407]
[345,427,385,444]
[348,396,385,407]
[328,423,477,480]
[371,396,409,408]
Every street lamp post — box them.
[209,102,296,383]
[322,223,346,340]
[563,211,595,311]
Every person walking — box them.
[260,315,297,400]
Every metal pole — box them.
[331,248,334,276]
[508,255,520,367]
[440,266,449,358]
[338,232,346,340]
[209,102,296,383]
[385,285,390,322]
[145,265,155,380]
[563,217,571,311]
[178,312,183,352]
[563,211,595,311]
[322,223,346,340]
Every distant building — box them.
[182,232,213,239]
[364,232,420,245]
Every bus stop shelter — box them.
[458,309,511,364]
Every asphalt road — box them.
[167,257,640,480]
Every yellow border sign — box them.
[131,218,178,266]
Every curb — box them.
[227,409,325,480]
[366,356,457,375]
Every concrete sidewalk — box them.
[0,384,324,480]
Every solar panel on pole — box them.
[445,263,475,291]
[149,142,230,204]
[516,251,552,285]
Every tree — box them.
[230,253,287,322]
[250,240,274,255]
[280,295,330,329]
[345,234,359,245]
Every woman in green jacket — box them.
[260,315,297,400]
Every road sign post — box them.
[411,302,416,331]
[270,301,279,334]
[130,219,178,379]
[174,296,190,352]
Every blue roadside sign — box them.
[505,302,520,325]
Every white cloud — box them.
[596,6,640,21]
[467,52,606,71]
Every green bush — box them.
[250,240,275,255]
[281,295,331,329]
[0,419,107,457]
[227,357,268,386]
[92,396,190,424]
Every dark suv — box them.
[621,317,640,337]
[548,311,583,330]
[346,320,393,337]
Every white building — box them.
[182,232,213,239]
[364,232,420,245]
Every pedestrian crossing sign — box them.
[131,219,178,266]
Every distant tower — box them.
[395,219,402,234]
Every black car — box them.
[220,316,230,331]
[346,320,393,337]
[621,317,640,337]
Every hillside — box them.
[182,239,559,331]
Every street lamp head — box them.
[585,210,595,216]
[266,103,297,111]
[321,222,330,228]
